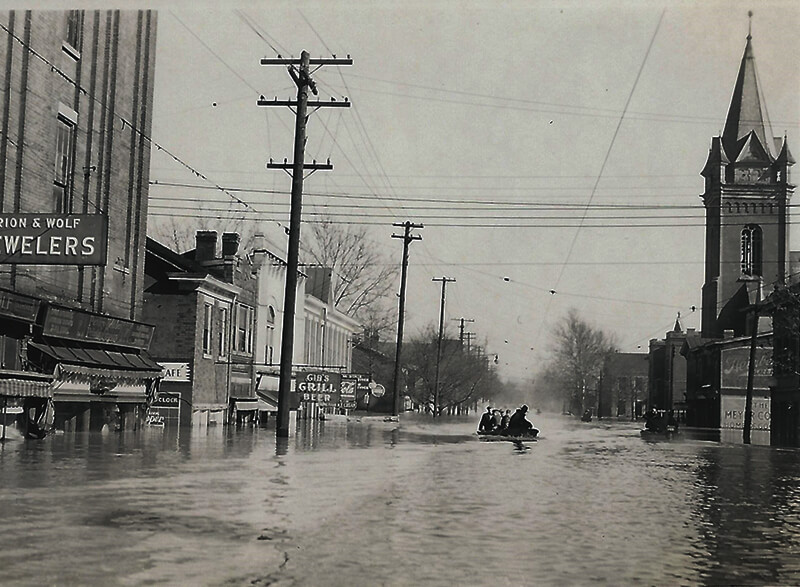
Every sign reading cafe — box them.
[0,214,107,265]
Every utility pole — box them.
[432,276,455,418]
[744,307,760,445]
[463,331,476,354]
[390,221,423,418]
[452,317,474,346]
[260,51,352,438]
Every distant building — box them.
[598,352,648,420]
[300,266,360,417]
[250,231,306,415]
[647,315,699,419]
[0,10,160,436]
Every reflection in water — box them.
[1,413,800,585]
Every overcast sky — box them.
[143,0,800,382]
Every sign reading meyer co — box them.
[0,214,107,265]
[720,347,773,391]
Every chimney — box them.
[252,233,265,251]
[222,233,240,258]
[195,231,217,262]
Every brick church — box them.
[651,25,796,444]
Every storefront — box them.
[26,304,163,433]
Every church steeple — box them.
[699,16,794,339]
[721,13,774,162]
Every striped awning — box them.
[0,377,53,398]
[28,342,163,387]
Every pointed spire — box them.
[722,17,774,161]
[673,311,683,333]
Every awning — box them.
[256,389,278,411]
[0,371,53,398]
[29,341,163,387]
[234,400,259,411]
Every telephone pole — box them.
[452,317,474,346]
[432,276,455,417]
[260,51,352,438]
[463,331,476,354]
[390,222,423,417]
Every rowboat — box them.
[639,427,680,440]
[477,429,539,442]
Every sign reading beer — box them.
[294,371,341,404]
[0,214,107,265]
[720,347,773,390]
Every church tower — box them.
[700,25,795,338]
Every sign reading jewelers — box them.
[0,214,107,265]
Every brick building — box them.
[0,10,160,436]
[598,351,648,420]
[142,232,258,428]
[678,30,794,443]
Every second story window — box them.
[64,11,80,56]
[236,304,254,354]
[218,307,228,357]
[53,116,75,213]
[265,306,275,364]
[203,304,213,355]
[741,224,763,277]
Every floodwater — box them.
[2,413,800,586]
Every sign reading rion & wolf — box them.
[0,214,107,265]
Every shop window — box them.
[203,304,213,355]
[741,224,763,277]
[53,116,75,213]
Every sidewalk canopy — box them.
[28,342,163,387]
[0,371,53,398]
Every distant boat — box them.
[640,427,680,440]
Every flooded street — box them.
[3,413,800,586]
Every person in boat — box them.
[506,405,535,436]
[500,409,511,432]
[491,409,503,431]
[478,407,494,433]
[644,407,663,432]
[667,409,679,432]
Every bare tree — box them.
[148,208,260,253]
[548,309,617,415]
[301,215,399,336]
[403,325,500,416]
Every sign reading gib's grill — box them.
[0,214,107,265]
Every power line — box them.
[0,19,262,222]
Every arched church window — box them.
[740,224,762,277]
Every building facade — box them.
[599,352,649,420]
[680,31,793,443]
[142,232,257,428]
[250,231,306,413]
[0,10,160,436]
